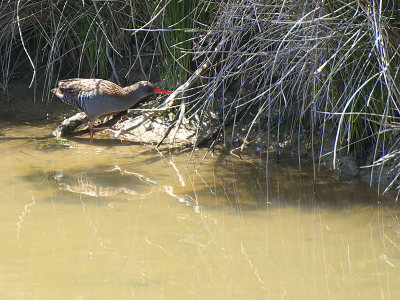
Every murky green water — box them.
[0,122,399,299]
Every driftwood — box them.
[52,111,126,138]
[52,112,88,137]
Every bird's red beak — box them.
[153,88,172,95]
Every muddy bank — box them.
[100,107,398,196]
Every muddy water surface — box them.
[0,122,399,299]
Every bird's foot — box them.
[104,127,120,135]
[91,126,116,132]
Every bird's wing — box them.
[52,79,126,100]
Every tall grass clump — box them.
[0,1,138,101]
[179,0,400,193]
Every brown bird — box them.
[51,78,172,142]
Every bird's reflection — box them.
[54,164,157,197]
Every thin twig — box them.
[16,0,36,88]
[169,98,186,144]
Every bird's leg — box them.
[89,120,117,131]
[88,120,118,142]
[89,120,95,142]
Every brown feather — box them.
[54,78,133,101]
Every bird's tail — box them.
[51,87,82,110]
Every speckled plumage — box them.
[51,78,172,141]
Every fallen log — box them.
[52,112,87,137]
[53,111,125,138]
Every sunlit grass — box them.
[0,0,132,99]
[146,0,209,89]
